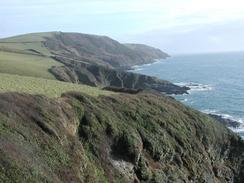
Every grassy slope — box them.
[0,32,56,42]
[0,32,61,79]
[0,32,56,56]
[0,73,111,97]
[0,32,113,98]
[0,51,62,79]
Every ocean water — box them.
[132,52,244,138]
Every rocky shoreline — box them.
[209,114,242,128]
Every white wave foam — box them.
[202,110,244,124]
[175,82,213,92]
[132,68,144,71]
[201,109,218,114]
[231,127,244,133]
[130,65,141,69]
[183,98,188,102]
[201,109,244,135]
[130,59,164,71]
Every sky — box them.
[1,0,244,54]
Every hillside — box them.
[125,44,169,62]
[0,32,61,79]
[0,91,243,183]
[0,32,168,69]
[0,32,189,94]
[0,32,243,183]
[0,51,62,79]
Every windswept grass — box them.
[0,32,56,42]
[0,73,112,97]
[0,32,61,79]
[0,51,62,79]
[0,42,53,56]
[0,32,56,56]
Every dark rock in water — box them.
[0,92,243,183]
[209,114,241,128]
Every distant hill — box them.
[0,32,168,69]
[44,32,169,68]
[0,32,188,94]
[125,43,169,62]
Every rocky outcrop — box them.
[50,56,189,95]
[0,92,243,183]
[209,114,241,128]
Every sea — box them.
[132,51,244,138]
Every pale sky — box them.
[1,0,244,54]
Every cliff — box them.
[50,56,189,95]
[0,92,243,183]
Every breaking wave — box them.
[201,109,244,137]
[175,82,213,92]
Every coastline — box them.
[127,58,164,71]
[208,113,244,139]
[129,57,244,138]
[208,113,241,128]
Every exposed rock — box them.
[209,114,241,128]
[50,56,189,95]
[134,156,152,181]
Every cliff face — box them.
[50,57,189,95]
[0,92,243,183]
[46,33,189,94]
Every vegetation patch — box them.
[0,73,112,97]
[0,51,61,79]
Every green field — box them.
[0,42,53,56]
[0,73,112,97]
[0,32,62,79]
[0,51,62,79]
[0,32,56,56]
